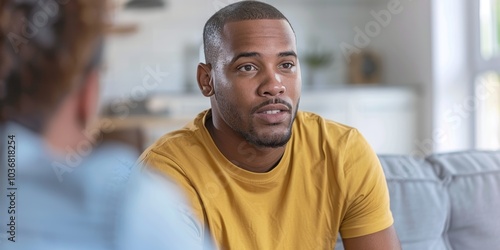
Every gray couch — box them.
[336,150,500,250]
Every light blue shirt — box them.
[0,122,215,249]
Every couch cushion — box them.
[428,151,500,250]
[380,155,449,250]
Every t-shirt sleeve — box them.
[339,129,394,238]
[137,149,214,248]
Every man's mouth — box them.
[252,98,293,114]
[254,103,291,124]
[262,110,283,115]
[255,103,290,114]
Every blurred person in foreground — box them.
[139,1,401,249]
[0,0,211,249]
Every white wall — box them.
[368,0,473,153]
[101,0,212,102]
[365,0,475,154]
[368,0,433,154]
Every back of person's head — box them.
[0,0,107,132]
[203,0,294,66]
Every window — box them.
[476,72,500,149]
[480,0,500,59]
[475,0,500,150]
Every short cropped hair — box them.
[203,0,294,65]
[0,0,107,131]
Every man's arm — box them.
[342,226,401,250]
[339,129,401,249]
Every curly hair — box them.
[0,0,107,132]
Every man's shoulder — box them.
[140,111,209,162]
[295,111,359,140]
[143,124,203,157]
[292,111,370,162]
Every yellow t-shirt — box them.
[139,110,393,250]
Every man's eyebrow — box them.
[230,51,297,64]
[278,51,297,58]
[231,52,260,64]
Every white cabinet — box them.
[300,86,417,154]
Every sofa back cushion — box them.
[428,151,500,250]
[380,155,449,250]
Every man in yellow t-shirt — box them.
[139,1,401,249]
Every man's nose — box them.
[257,69,286,97]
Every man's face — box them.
[211,19,301,148]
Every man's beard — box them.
[215,88,299,148]
[239,107,297,148]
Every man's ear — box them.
[77,69,100,128]
[197,63,214,97]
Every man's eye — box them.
[238,65,257,72]
[281,63,294,69]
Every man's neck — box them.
[205,117,285,173]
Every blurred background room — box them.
[100,0,500,157]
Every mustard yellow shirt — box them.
[139,110,393,250]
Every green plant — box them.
[303,51,334,69]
